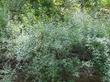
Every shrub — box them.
[0,11,110,82]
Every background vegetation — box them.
[0,0,110,82]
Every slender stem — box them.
[80,0,84,12]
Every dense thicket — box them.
[0,0,110,82]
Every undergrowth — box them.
[0,11,110,82]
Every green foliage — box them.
[0,0,110,82]
[3,12,108,82]
[101,0,110,7]
[27,0,75,20]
